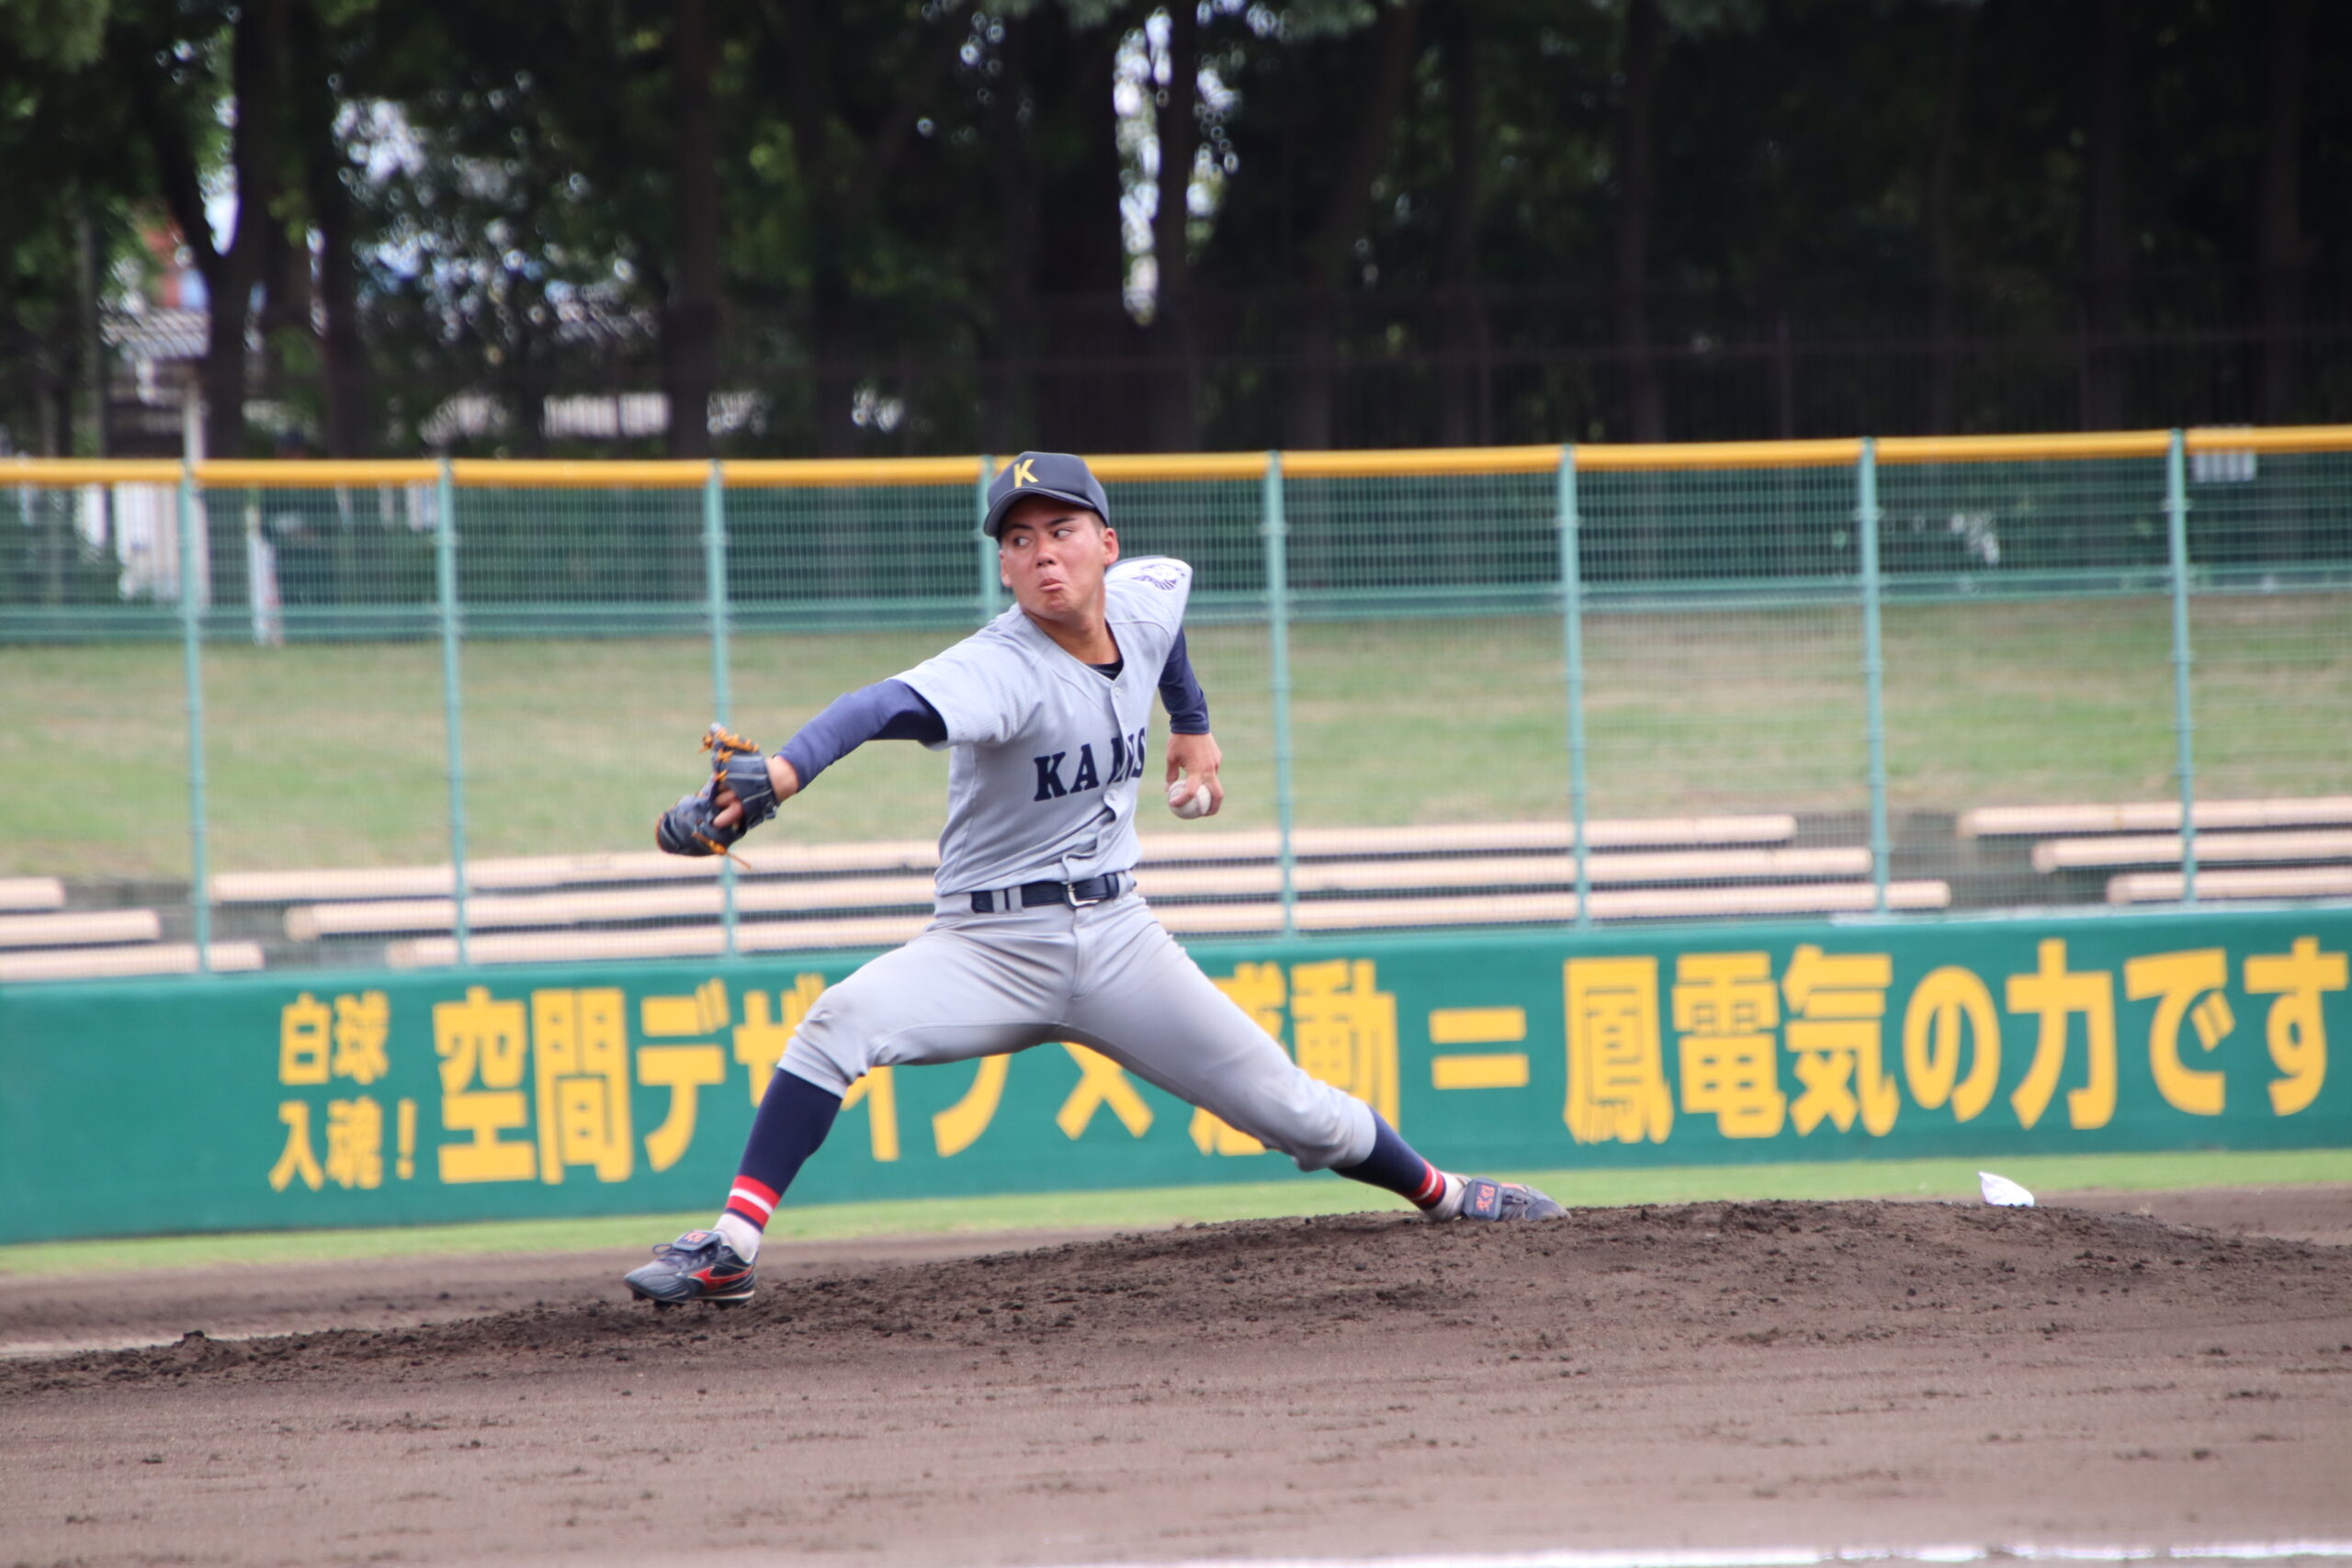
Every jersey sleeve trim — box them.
[1158,628,1210,735]
[777,679,947,786]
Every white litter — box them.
[1978,1170,2036,1207]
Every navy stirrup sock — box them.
[715,1069,842,1258]
[1336,1112,1450,1210]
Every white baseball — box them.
[1167,777,1213,819]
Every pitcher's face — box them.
[998,498,1118,625]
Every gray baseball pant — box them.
[777,892,1378,1171]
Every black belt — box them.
[967,871,1130,913]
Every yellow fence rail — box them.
[7,425,2352,488]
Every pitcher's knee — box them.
[1244,1079,1376,1173]
[776,994,867,1098]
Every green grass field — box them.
[2,1148,2344,1278]
[3,594,2344,879]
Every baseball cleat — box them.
[624,1229,755,1306]
[1454,1176,1566,1222]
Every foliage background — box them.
[3,0,2347,461]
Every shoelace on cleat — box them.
[652,1235,726,1266]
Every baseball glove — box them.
[655,724,779,860]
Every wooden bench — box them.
[1164,846,1867,897]
[2033,829,2352,874]
[211,840,943,903]
[2107,867,2352,905]
[386,918,929,970]
[1168,882,1951,934]
[0,942,265,983]
[0,877,65,912]
[1250,815,1798,858]
[1961,795,2352,839]
[289,847,1870,942]
[291,875,942,940]
[219,813,1801,905]
[381,879,1950,968]
[0,909,163,950]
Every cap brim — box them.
[981,487,1103,537]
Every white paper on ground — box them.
[1978,1170,2036,1207]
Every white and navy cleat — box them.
[624,1229,756,1307]
[1453,1177,1566,1222]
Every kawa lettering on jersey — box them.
[1032,728,1149,802]
[897,557,1194,895]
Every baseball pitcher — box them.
[627,452,1563,1306]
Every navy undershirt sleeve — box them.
[777,678,946,788]
[1159,629,1211,735]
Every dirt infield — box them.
[6,1189,2348,1568]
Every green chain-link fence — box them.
[3,433,2347,980]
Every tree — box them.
[0,0,135,457]
[1147,0,1204,450]
[14,0,2346,464]
[2077,0,2132,431]
[110,0,290,459]
[1611,0,1662,441]
[1925,0,1977,435]
[0,0,115,67]
[1279,0,1422,448]
[976,1,1136,450]
[741,0,984,453]
[358,2,672,453]
[664,0,718,457]
[2256,0,2312,423]
[1432,0,1493,446]
[287,0,372,455]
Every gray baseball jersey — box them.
[773,553,1379,1174]
[897,556,1191,896]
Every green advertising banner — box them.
[3,906,2348,1245]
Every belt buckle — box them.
[1064,878,1103,908]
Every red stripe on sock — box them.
[1408,1163,1446,1209]
[726,1175,781,1226]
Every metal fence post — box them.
[1858,437,1891,914]
[2165,428,2199,905]
[706,460,737,955]
[1557,446,1591,928]
[1262,452,1296,938]
[435,458,470,964]
[977,456,1001,622]
[177,463,211,972]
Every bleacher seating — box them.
[0,909,161,948]
[209,840,943,903]
[1962,795,2352,838]
[215,813,1808,907]
[2108,867,2352,905]
[0,901,266,982]
[0,942,265,983]
[0,877,65,912]
[2033,829,2352,874]
[381,878,1951,969]
[1973,795,2352,908]
[292,845,1871,942]
[24,795,2350,981]
[223,813,1946,968]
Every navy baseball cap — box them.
[982,452,1111,538]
